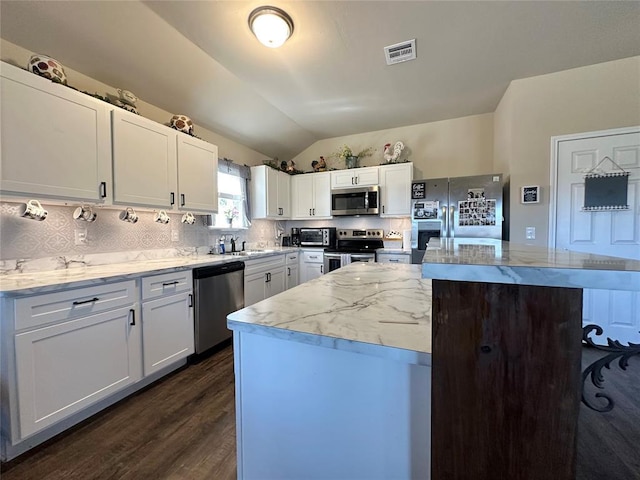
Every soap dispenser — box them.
[219,236,226,254]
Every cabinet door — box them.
[14,307,140,439]
[331,170,356,189]
[177,135,218,213]
[301,263,323,283]
[312,173,332,218]
[141,291,194,376]
[244,271,267,307]
[266,167,280,217]
[377,254,411,264]
[112,109,177,208]
[380,163,413,217]
[1,63,111,202]
[291,174,314,219]
[277,171,291,218]
[266,268,286,299]
[285,264,299,290]
[355,167,379,187]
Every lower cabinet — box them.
[285,252,299,290]
[140,270,194,377]
[14,306,140,439]
[300,249,324,284]
[244,254,286,307]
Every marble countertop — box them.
[423,238,640,291]
[0,247,299,295]
[228,262,432,365]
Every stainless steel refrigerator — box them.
[411,174,504,263]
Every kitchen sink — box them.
[228,249,275,256]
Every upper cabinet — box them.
[379,163,413,217]
[112,109,177,208]
[330,167,378,189]
[291,172,332,219]
[176,135,218,213]
[0,61,218,213]
[251,165,291,219]
[0,62,112,203]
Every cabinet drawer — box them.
[302,250,324,263]
[377,254,411,264]
[141,270,192,301]
[245,254,285,275]
[14,280,136,331]
[285,252,299,265]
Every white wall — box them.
[495,56,640,245]
[290,113,495,180]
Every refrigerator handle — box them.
[449,205,456,238]
[442,206,448,238]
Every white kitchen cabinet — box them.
[291,172,332,219]
[244,254,286,306]
[176,135,218,213]
[377,253,411,264]
[251,166,291,219]
[112,109,177,208]
[379,163,413,217]
[0,61,112,203]
[331,167,379,189]
[285,252,299,290]
[8,280,139,440]
[140,271,194,376]
[299,249,324,284]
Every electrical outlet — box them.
[525,227,536,240]
[74,228,87,245]
[171,229,180,242]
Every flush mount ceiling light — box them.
[248,6,294,48]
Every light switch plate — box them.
[74,228,87,245]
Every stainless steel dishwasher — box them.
[193,261,245,354]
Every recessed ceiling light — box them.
[248,6,294,48]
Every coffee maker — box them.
[291,228,300,246]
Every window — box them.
[210,164,251,229]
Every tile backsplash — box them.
[0,201,410,263]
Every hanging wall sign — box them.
[583,156,630,211]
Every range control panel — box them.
[337,229,384,239]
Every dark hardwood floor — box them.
[1,344,638,479]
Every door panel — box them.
[555,129,640,344]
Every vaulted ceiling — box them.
[2,1,639,160]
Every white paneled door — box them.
[553,127,640,345]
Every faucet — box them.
[230,237,236,253]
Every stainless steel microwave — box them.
[331,186,380,216]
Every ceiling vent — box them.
[384,39,416,65]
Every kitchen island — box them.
[228,239,640,480]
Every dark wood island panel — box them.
[431,280,583,479]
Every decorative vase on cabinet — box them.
[345,156,359,169]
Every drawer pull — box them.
[162,281,180,287]
[389,259,399,262]
[188,293,193,308]
[309,255,318,259]
[72,297,99,306]
[130,308,136,326]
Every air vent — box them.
[384,39,416,65]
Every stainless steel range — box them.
[323,229,384,273]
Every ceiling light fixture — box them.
[248,6,294,48]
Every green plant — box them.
[331,144,375,160]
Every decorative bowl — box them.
[170,115,194,135]
[28,54,67,85]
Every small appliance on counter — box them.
[291,228,301,246]
[299,227,336,247]
[281,235,292,247]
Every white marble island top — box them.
[228,262,432,365]
[422,238,640,291]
